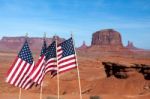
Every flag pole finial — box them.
[70,31,73,38]
[44,32,46,39]
[54,34,57,40]
[26,32,28,38]
[25,33,28,41]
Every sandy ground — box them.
[1,93,150,99]
[1,51,150,99]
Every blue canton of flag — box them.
[40,40,47,56]
[46,41,56,60]
[18,41,34,64]
[60,37,75,58]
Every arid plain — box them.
[1,29,150,99]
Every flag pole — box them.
[40,32,46,99]
[19,88,22,99]
[40,82,43,99]
[18,33,28,99]
[25,33,28,39]
[55,35,60,99]
[18,32,28,99]
[71,33,83,99]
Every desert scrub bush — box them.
[47,96,63,99]
[90,96,101,99]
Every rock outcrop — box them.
[51,36,65,44]
[102,62,150,80]
[126,41,138,50]
[91,29,123,47]
[78,41,88,50]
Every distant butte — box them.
[0,29,147,52]
[91,29,123,47]
[0,36,65,52]
[78,41,88,50]
[126,41,138,50]
[78,29,146,52]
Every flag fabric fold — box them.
[30,41,57,85]
[29,39,47,86]
[44,41,57,77]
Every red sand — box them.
[1,51,150,99]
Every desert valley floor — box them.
[0,50,150,99]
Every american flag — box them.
[56,37,77,74]
[44,41,57,75]
[6,40,35,89]
[29,39,47,85]
[31,41,57,84]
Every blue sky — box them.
[0,0,150,49]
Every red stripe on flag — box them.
[37,71,45,85]
[25,81,34,90]
[17,63,32,87]
[45,65,57,70]
[58,56,76,64]
[30,55,44,76]
[20,75,30,88]
[32,62,45,86]
[38,71,50,85]
[23,79,33,89]
[57,49,62,52]
[36,72,44,85]
[13,62,27,86]
[8,59,23,84]
[57,54,62,58]
[59,66,77,74]
[6,57,18,77]
[45,60,56,66]
[59,62,76,69]
[32,56,45,81]
[20,64,33,88]
[34,62,45,82]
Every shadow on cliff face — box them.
[102,62,150,80]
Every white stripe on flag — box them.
[15,63,30,86]
[57,51,63,56]
[21,63,35,88]
[58,54,75,62]
[45,62,56,68]
[57,46,61,50]
[46,58,56,64]
[10,61,26,84]
[19,62,34,88]
[57,56,62,60]
[30,56,45,79]
[25,82,33,90]
[37,71,45,85]
[58,59,76,67]
[44,67,57,74]
[59,64,77,72]
[34,62,45,83]
[6,58,21,83]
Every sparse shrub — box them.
[62,91,67,95]
[90,96,100,99]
